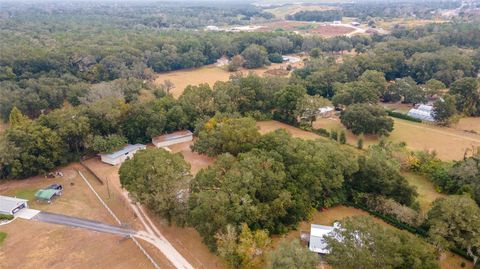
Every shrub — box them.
[357,138,364,149]
[268,53,283,63]
[339,130,346,144]
[313,128,330,137]
[330,130,338,141]
[0,214,14,221]
[386,110,422,123]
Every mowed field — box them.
[376,18,449,30]
[264,4,336,19]
[313,115,480,161]
[155,59,304,98]
[257,21,355,37]
[0,164,158,269]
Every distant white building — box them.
[205,25,220,31]
[332,20,342,25]
[152,130,193,148]
[282,55,301,64]
[318,106,335,118]
[0,195,28,215]
[309,223,340,254]
[407,104,435,122]
[99,144,146,166]
[351,22,360,26]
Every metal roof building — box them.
[0,195,28,215]
[152,130,193,148]
[407,104,435,122]
[309,223,339,254]
[99,144,146,165]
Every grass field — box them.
[257,20,355,36]
[313,115,480,161]
[0,232,6,245]
[403,172,445,213]
[376,18,448,30]
[155,60,303,98]
[264,4,336,19]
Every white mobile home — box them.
[407,104,435,122]
[309,223,339,254]
[0,195,28,215]
[152,130,193,148]
[99,144,146,165]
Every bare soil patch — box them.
[168,140,216,175]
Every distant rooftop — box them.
[153,130,193,144]
[100,144,146,159]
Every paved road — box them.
[33,212,135,237]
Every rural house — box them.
[99,144,146,165]
[152,130,193,148]
[0,195,28,215]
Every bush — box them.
[0,214,14,221]
[357,138,364,149]
[313,128,330,137]
[330,130,338,141]
[339,130,346,144]
[386,110,422,123]
[268,53,283,63]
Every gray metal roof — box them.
[100,144,145,159]
[0,195,28,213]
[309,224,337,254]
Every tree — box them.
[433,95,457,126]
[340,104,394,136]
[325,216,439,269]
[424,79,446,96]
[349,152,417,205]
[228,55,245,72]
[425,196,480,265]
[266,239,319,269]
[8,106,28,127]
[192,115,260,156]
[179,83,215,127]
[449,77,479,116]
[358,70,387,97]
[339,130,347,144]
[384,77,425,104]
[2,123,64,178]
[332,81,380,107]
[274,84,306,124]
[295,94,329,126]
[241,44,269,69]
[90,134,127,153]
[119,148,191,224]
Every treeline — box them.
[286,10,342,22]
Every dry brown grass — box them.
[313,115,480,161]
[258,21,354,37]
[257,120,322,140]
[155,59,303,98]
[264,4,336,19]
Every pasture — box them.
[313,116,480,161]
[155,60,303,98]
[264,4,336,19]
[258,20,355,37]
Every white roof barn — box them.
[0,195,28,215]
[99,144,146,166]
[407,104,435,122]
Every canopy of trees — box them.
[340,104,394,136]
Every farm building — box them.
[0,195,28,215]
[152,130,193,148]
[99,144,146,165]
[309,223,339,254]
[407,104,435,122]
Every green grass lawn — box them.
[0,232,7,245]
[12,188,38,201]
[403,172,445,213]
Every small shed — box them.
[0,195,28,215]
[309,223,339,254]
[152,130,193,148]
[318,106,335,118]
[35,189,61,202]
[100,144,146,166]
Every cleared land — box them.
[258,20,355,36]
[257,120,322,140]
[313,115,480,161]
[155,59,304,98]
[376,18,448,30]
[264,4,336,19]
[0,164,158,269]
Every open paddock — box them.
[258,20,355,36]
[264,4,337,19]
[155,59,303,98]
[313,116,480,161]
